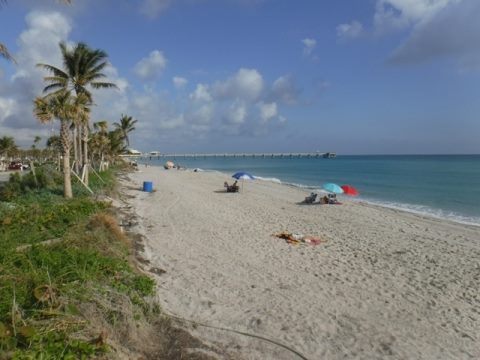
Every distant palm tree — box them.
[107,129,127,161]
[0,135,17,158]
[37,41,117,185]
[113,114,138,148]
[46,135,62,156]
[32,136,41,149]
[91,120,110,170]
[33,91,86,198]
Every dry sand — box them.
[121,166,480,360]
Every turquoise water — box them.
[140,155,480,225]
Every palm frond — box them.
[43,82,70,95]
[88,61,109,75]
[0,43,16,63]
[33,97,53,124]
[37,63,69,78]
[91,82,118,90]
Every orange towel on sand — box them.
[273,232,325,245]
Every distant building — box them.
[126,148,142,155]
[150,151,161,156]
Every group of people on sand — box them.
[304,192,340,205]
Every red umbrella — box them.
[341,185,359,196]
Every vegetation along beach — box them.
[2,0,480,359]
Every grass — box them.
[0,165,156,359]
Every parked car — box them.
[8,162,23,170]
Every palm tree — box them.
[33,91,80,198]
[46,135,62,152]
[106,129,127,162]
[0,135,17,159]
[29,135,42,160]
[46,135,62,159]
[90,120,110,170]
[113,114,138,148]
[33,136,41,148]
[37,41,117,186]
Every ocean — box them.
[139,155,480,226]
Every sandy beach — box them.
[121,166,480,360]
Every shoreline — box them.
[121,166,480,359]
[143,164,480,227]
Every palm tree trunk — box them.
[82,123,89,186]
[60,121,73,198]
[77,124,83,170]
[72,126,79,174]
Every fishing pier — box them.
[125,152,336,159]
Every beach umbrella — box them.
[341,185,359,196]
[322,183,344,194]
[232,172,254,180]
[232,172,254,192]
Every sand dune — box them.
[121,166,480,360]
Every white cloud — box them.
[134,50,167,81]
[374,0,460,33]
[0,10,127,145]
[90,65,129,121]
[190,84,212,102]
[336,21,364,40]
[302,38,316,55]
[139,0,172,18]
[213,68,264,101]
[189,104,214,125]
[0,11,293,150]
[18,11,71,70]
[381,0,480,67]
[184,68,289,138]
[257,101,277,123]
[158,114,185,129]
[173,76,188,89]
[271,75,299,105]
[0,11,71,137]
[129,91,184,134]
[225,100,247,125]
[0,98,16,123]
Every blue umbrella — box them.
[322,183,344,194]
[232,172,254,180]
[232,172,254,192]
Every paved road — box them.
[0,171,16,183]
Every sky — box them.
[1,0,479,154]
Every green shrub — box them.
[0,165,63,201]
[0,167,159,358]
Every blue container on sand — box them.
[143,181,153,192]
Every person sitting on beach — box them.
[224,181,239,192]
[231,181,239,192]
[327,193,339,204]
[320,195,329,204]
[304,192,317,204]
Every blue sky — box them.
[1,0,479,154]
